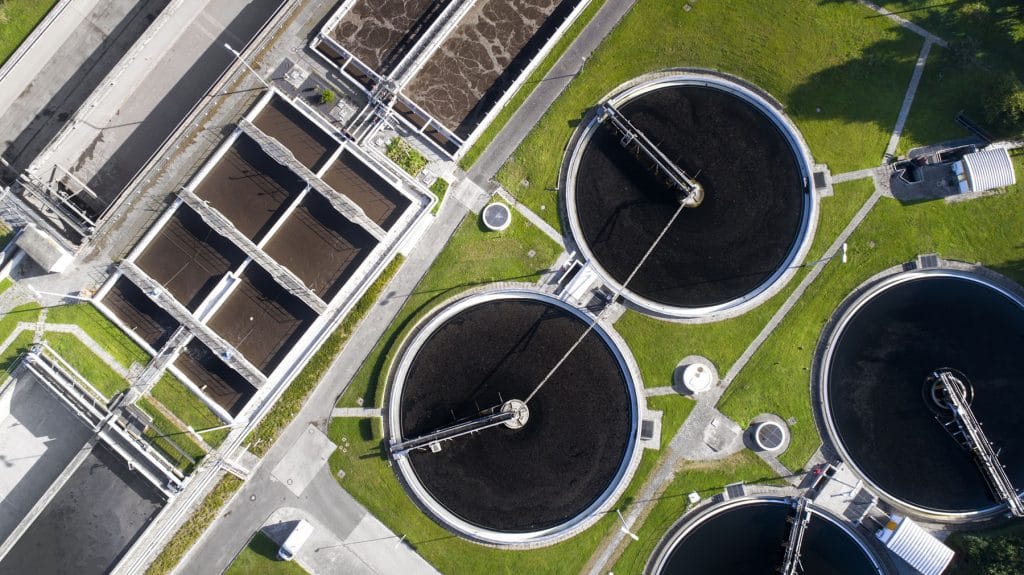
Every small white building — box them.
[953,148,1017,194]
[15,224,73,273]
[876,514,954,575]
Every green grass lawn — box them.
[338,213,562,409]
[136,397,206,474]
[884,1,1024,153]
[458,0,608,169]
[497,0,922,231]
[147,475,243,575]
[0,278,13,298]
[327,393,694,574]
[0,0,58,66]
[0,302,40,344]
[0,331,35,380]
[719,156,1024,471]
[151,374,228,447]
[608,450,783,574]
[224,532,308,575]
[46,303,151,368]
[945,518,1024,574]
[44,332,129,400]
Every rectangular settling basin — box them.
[194,133,305,242]
[206,264,317,375]
[174,339,255,416]
[136,205,246,311]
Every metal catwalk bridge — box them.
[779,497,811,575]
[934,369,1024,517]
[598,103,704,208]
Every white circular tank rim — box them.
[563,72,819,319]
[647,496,886,574]
[819,268,1024,520]
[386,288,645,547]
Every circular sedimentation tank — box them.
[564,72,816,319]
[820,269,1024,519]
[386,289,642,545]
[647,497,885,574]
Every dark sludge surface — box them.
[399,298,633,532]
[659,501,878,574]
[827,275,1024,512]
[575,84,806,309]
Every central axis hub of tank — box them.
[598,103,704,208]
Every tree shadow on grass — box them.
[787,35,922,138]
[817,0,1023,74]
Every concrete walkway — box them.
[494,186,564,247]
[586,184,887,574]
[858,0,947,46]
[885,39,935,158]
[832,167,881,184]
[331,407,381,418]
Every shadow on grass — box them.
[787,35,921,134]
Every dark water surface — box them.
[659,501,879,574]
[575,84,807,308]
[827,275,1024,512]
[399,298,632,532]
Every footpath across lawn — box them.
[497,0,921,232]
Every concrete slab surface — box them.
[0,374,91,543]
[271,424,336,497]
[0,0,169,179]
[28,0,290,211]
[0,443,164,574]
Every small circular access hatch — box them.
[482,203,512,231]
[755,421,786,451]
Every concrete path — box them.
[494,186,564,247]
[466,0,639,185]
[884,39,935,159]
[262,507,439,575]
[832,167,880,184]
[331,407,381,418]
[858,0,947,46]
[586,185,887,574]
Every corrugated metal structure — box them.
[876,514,954,575]
[962,148,1017,193]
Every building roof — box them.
[876,515,954,575]
[963,148,1017,192]
[15,224,73,273]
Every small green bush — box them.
[319,88,336,106]
[984,73,1024,135]
[429,177,449,214]
[385,137,427,177]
